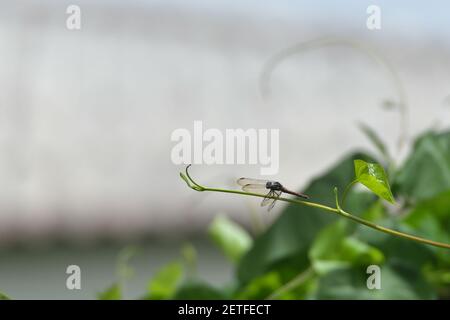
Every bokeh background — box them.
[0,0,449,299]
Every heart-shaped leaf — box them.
[354,159,395,204]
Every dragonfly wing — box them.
[260,190,274,207]
[237,177,269,187]
[242,184,268,194]
[267,191,282,211]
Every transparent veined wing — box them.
[267,191,282,211]
[237,177,269,187]
[241,184,268,194]
[260,190,275,207]
[261,190,282,210]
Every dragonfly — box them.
[237,178,309,211]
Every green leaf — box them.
[355,220,437,267]
[394,130,450,201]
[314,217,437,299]
[403,190,450,264]
[354,159,395,204]
[147,262,183,300]
[234,272,283,299]
[208,214,252,264]
[173,281,227,300]
[358,122,390,160]
[309,221,384,275]
[360,200,386,221]
[97,283,122,300]
[237,152,376,284]
[424,264,450,296]
[0,292,11,300]
[340,238,385,265]
[235,255,317,299]
[309,221,348,267]
[314,265,436,299]
[350,218,438,298]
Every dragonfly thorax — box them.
[266,181,283,191]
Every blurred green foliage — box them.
[165,129,448,300]
[0,292,11,300]
[208,214,252,264]
[146,262,183,300]
[103,129,450,300]
[97,283,122,300]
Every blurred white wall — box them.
[0,0,450,241]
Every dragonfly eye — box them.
[266,181,282,190]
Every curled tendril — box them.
[180,165,204,191]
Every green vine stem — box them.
[181,165,450,250]
[340,179,358,207]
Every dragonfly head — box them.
[266,181,282,190]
